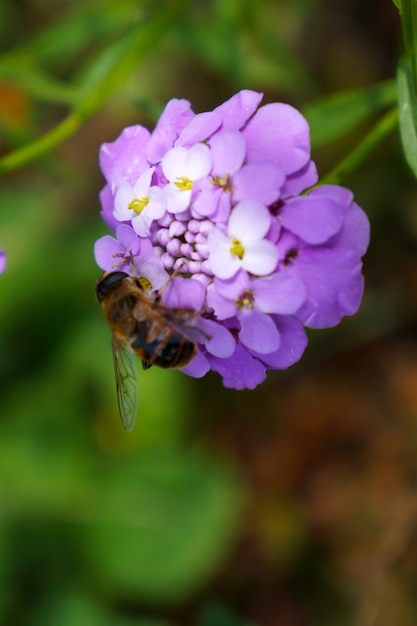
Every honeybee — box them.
[96,271,197,431]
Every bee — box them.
[96,271,197,432]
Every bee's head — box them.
[95,271,130,303]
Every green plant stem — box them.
[400,0,417,84]
[319,108,399,185]
[0,0,188,175]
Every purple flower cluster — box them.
[0,250,5,275]
[95,90,370,389]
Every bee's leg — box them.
[155,260,187,303]
[129,252,137,276]
[182,321,212,342]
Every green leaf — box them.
[199,603,253,626]
[249,0,317,96]
[80,453,242,602]
[0,2,146,104]
[302,81,396,147]
[319,107,398,185]
[0,55,77,104]
[17,0,141,68]
[73,23,146,100]
[399,0,416,55]
[397,54,417,178]
[27,589,109,626]
[0,0,189,173]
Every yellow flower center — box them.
[212,173,233,192]
[128,197,149,214]
[230,239,245,260]
[235,290,254,311]
[174,176,193,191]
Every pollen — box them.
[128,197,149,214]
[212,173,233,193]
[230,239,245,260]
[139,276,152,290]
[235,290,254,312]
[174,176,193,191]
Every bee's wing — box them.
[112,335,138,432]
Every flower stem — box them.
[320,107,399,185]
[0,0,188,175]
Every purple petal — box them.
[267,217,282,244]
[253,273,307,314]
[213,269,250,300]
[99,125,151,188]
[288,245,365,328]
[280,185,370,327]
[155,98,194,134]
[134,255,169,291]
[213,90,264,130]
[252,315,308,369]
[192,181,224,219]
[281,159,318,197]
[136,237,155,257]
[0,250,5,274]
[206,283,237,319]
[99,185,118,232]
[233,162,285,205]
[146,125,177,165]
[115,224,141,254]
[243,103,311,176]
[339,200,370,255]
[94,235,123,271]
[146,99,194,164]
[208,190,232,225]
[161,276,206,310]
[208,344,266,390]
[209,129,246,176]
[177,111,222,146]
[239,309,281,353]
[275,230,300,263]
[310,184,353,207]
[181,349,210,378]
[310,186,370,255]
[280,195,344,244]
[200,318,236,357]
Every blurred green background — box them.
[1,1,417,625]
